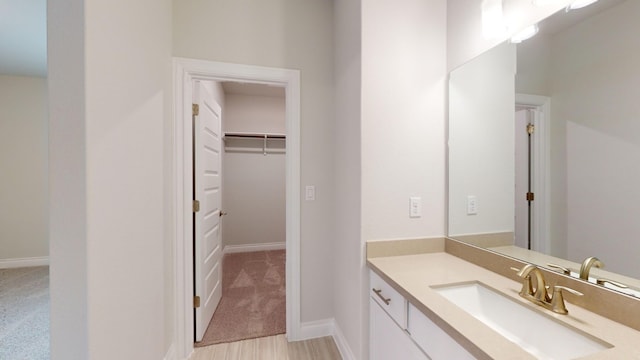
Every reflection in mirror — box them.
[448,0,640,297]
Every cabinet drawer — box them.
[408,303,476,360]
[369,270,407,329]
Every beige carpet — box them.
[196,250,286,346]
[0,266,50,359]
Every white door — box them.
[515,109,530,249]
[193,81,223,342]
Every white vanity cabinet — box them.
[369,270,477,360]
[408,303,476,360]
[370,270,427,359]
[370,297,429,360]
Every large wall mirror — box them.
[448,0,640,298]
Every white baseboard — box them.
[0,256,49,269]
[332,321,356,360]
[298,319,355,360]
[298,318,334,340]
[223,242,286,254]
[163,343,176,360]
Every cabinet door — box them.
[408,303,476,360]
[370,298,429,360]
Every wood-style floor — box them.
[190,334,342,360]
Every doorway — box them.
[515,94,551,254]
[192,80,288,346]
[173,58,301,359]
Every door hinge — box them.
[194,296,201,308]
[526,192,535,201]
[527,123,535,135]
[193,200,200,213]
[192,103,199,116]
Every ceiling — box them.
[0,0,47,77]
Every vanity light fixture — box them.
[510,24,539,43]
[482,0,507,39]
[567,0,599,10]
[531,0,555,5]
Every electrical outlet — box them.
[410,197,422,218]
[305,185,315,201]
[467,196,478,215]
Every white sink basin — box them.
[433,282,612,360]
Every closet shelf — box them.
[223,132,286,155]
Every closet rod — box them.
[223,132,286,140]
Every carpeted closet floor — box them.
[196,249,286,347]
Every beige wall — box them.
[0,75,48,264]
[49,0,173,358]
[222,93,286,248]
[224,93,285,134]
[174,0,336,324]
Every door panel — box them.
[194,81,223,342]
[515,109,529,249]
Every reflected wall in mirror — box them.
[448,0,640,295]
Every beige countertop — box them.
[368,252,640,359]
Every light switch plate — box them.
[410,197,422,218]
[467,195,478,215]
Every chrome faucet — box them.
[512,264,583,314]
[579,256,604,280]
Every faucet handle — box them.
[596,278,628,288]
[511,266,535,297]
[547,263,571,275]
[551,285,584,314]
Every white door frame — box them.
[515,94,551,254]
[172,58,301,359]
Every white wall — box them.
[515,33,552,96]
[48,1,89,357]
[448,42,516,236]
[173,0,335,325]
[333,0,362,357]
[361,0,447,242]
[550,0,640,278]
[222,93,286,248]
[49,0,173,359]
[0,75,48,264]
[359,0,447,357]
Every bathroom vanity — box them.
[367,238,640,359]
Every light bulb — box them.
[482,0,507,39]
[532,0,555,5]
